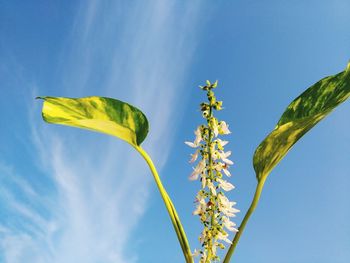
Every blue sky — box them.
[0,1,350,263]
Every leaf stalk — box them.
[223,177,267,263]
[135,146,194,263]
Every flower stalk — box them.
[135,146,194,263]
[186,81,239,263]
[222,177,266,263]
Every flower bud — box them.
[209,96,216,105]
[207,90,214,97]
[200,103,210,111]
[214,101,223,110]
[202,85,209,91]
[202,110,210,118]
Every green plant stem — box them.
[135,146,194,263]
[206,106,215,263]
[223,177,267,263]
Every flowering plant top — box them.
[38,62,350,263]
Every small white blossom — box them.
[217,138,229,147]
[222,167,231,177]
[213,159,232,179]
[207,181,217,196]
[185,127,203,148]
[199,229,207,244]
[192,249,200,257]
[201,174,207,189]
[219,121,231,134]
[212,120,219,137]
[189,150,199,163]
[189,160,206,180]
[185,141,198,148]
[213,162,231,177]
[218,194,240,217]
[217,231,232,244]
[217,178,235,191]
[213,162,223,171]
[219,150,234,165]
[211,150,219,160]
[222,216,238,232]
[193,197,207,215]
[194,126,202,145]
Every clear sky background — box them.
[0,1,349,263]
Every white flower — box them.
[193,197,207,215]
[218,194,230,207]
[212,151,219,160]
[219,151,233,165]
[222,204,239,217]
[213,162,223,171]
[189,160,206,180]
[201,174,207,189]
[213,162,231,177]
[222,167,231,177]
[222,216,238,232]
[185,127,203,148]
[207,181,217,195]
[216,231,232,244]
[212,120,219,137]
[199,229,207,244]
[217,138,229,147]
[189,150,199,163]
[219,121,231,134]
[192,249,200,257]
[218,194,240,217]
[219,150,231,158]
[185,141,198,148]
[217,178,235,191]
[194,126,202,145]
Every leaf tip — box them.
[35,96,45,100]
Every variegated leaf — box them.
[37,96,149,146]
[254,62,350,181]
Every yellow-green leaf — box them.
[253,62,350,181]
[37,96,193,262]
[37,96,149,146]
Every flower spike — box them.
[185,81,239,262]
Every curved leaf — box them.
[253,62,350,181]
[37,96,149,146]
[37,96,193,261]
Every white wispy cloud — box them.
[1,1,202,262]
